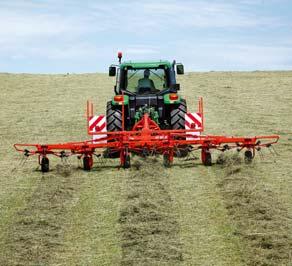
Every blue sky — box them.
[1,0,292,73]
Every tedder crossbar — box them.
[14,97,279,172]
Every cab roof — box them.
[120,60,172,69]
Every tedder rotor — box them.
[14,53,279,172]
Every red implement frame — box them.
[14,98,279,171]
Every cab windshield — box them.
[123,68,169,94]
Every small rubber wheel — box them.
[244,150,253,163]
[83,156,93,171]
[202,150,212,166]
[41,157,49,173]
[123,154,131,169]
[163,154,171,168]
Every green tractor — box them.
[107,53,187,133]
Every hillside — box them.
[0,71,291,265]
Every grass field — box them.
[0,71,291,265]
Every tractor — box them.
[107,52,186,132]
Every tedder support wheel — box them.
[244,150,253,163]
[163,154,171,167]
[123,154,131,169]
[41,157,49,172]
[120,150,131,169]
[201,149,212,166]
[83,156,93,171]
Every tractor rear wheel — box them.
[106,101,122,132]
[170,99,187,129]
[170,99,188,157]
[105,101,122,158]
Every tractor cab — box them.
[110,61,184,96]
[109,53,184,97]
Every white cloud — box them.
[118,1,280,28]
[223,44,292,67]
[125,46,159,55]
[0,11,87,49]
[88,0,282,32]
[175,40,292,70]
[0,0,291,72]
[0,0,284,43]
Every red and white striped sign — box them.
[185,112,203,139]
[88,115,107,143]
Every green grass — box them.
[0,71,291,265]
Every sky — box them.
[0,0,292,73]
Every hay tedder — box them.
[14,53,279,172]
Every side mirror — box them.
[176,64,184,75]
[109,66,116,76]
[170,83,180,91]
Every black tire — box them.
[105,101,122,158]
[163,154,171,168]
[83,156,92,171]
[244,150,253,163]
[204,152,212,166]
[170,99,188,157]
[123,154,131,169]
[170,99,187,129]
[106,101,122,132]
[41,157,49,173]
[201,149,212,166]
